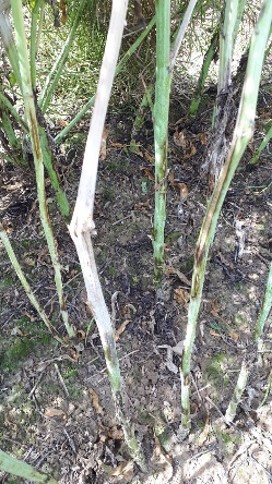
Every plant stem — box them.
[170,0,198,72]
[153,0,171,283]
[218,0,239,90]
[0,9,22,89]
[189,27,219,117]
[226,231,272,424]
[153,0,198,283]
[30,0,44,90]
[0,223,62,342]
[1,111,20,150]
[39,127,70,218]
[225,359,249,424]
[0,90,28,132]
[116,14,156,76]
[38,0,88,112]
[180,0,272,433]
[10,0,75,338]
[69,0,146,469]
[255,261,272,341]
[205,0,246,180]
[54,96,95,145]
[250,122,272,164]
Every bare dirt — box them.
[0,90,271,483]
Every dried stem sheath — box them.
[205,0,247,180]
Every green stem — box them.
[10,0,75,338]
[180,0,272,433]
[30,0,45,90]
[1,111,20,150]
[233,0,248,40]
[218,0,240,91]
[54,96,95,145]
[153,0,198,283]
[0,11,22,89]
[39,127,70,218]
[0,223,62,342]
[0,90,28,132]
[38,0,88,112]
[170,0,199,71]
[225,359,249,424]
[116,15,156,76]
[153,0,171,283]
[250,122,272,164]
[225,261,272,424]
[189,27,219,117]
[255,261,272,340]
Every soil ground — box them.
[0,88,272,483]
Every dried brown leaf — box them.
[88,387,104,415]
[107,425,124,440]
[143,149,154,163]
[209,329,221,338]
[99,460,134,479]
[60,0,67,24]
[184,144,197,159]
[115,319,131,341]
[168,171,175,185]
[10,326,24,337]
[174,288,190,304]
[229,330,239,342]
[140,166,154,181]
[99,126,108,161]
[196,419,211,446]
[198,132,209,145]
[173,130,187,148]
[166,266,191,286]
[57,118,68,128]
[45,407,65,418]
[178,182,189,200]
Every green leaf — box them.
[0,449,57,483]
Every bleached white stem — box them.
[69,0,128,385]
[70,0,128,236]
[69,0,146,469]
